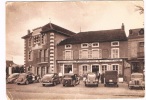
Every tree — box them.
[135,5,144,14]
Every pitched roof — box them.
[59,29,127,45]
[128,28,144,39]
[41,23,76,36]
[22,23,76,39]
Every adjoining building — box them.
[57,24,128,81]
[127,28,144,74]
[22,23,76,77]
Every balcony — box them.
[36,57,48,63]
[137,52,144,58]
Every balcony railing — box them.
[36,57,48,63]
[137,52,144,58]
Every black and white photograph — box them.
[5,0,145,99]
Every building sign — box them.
[57,59,123,63]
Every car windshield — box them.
[131,75,143,78]
[8,74,19,78]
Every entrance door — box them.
[64,65,72,74]
[92,65,99,73]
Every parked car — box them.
[41,73,60,86]
[84,72,99,87]
[128,73,145,89]
[16,73,34,85]
[7,73,20,84]
[62,73,80,87]
[104,71,118,87]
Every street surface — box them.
[7,81,145,99]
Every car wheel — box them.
[17,83,20,85]
[63,84,65,87]
[53,82,57,86]
[104,84,106,87]
[25,81,29,85]
[96,84,98,87]
[85,82,87,87]
[128,85,132,89]
[116,84,119,87]
[42,84,45,87]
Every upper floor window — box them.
[79,49,88,59]
[92,49,99,59]
[65,44,72,49]
[41,34,45,44]
[81,43,89,48]
[139,42,144,47]
[33,35,40,44]
[111,41,119,46]
[28,38,32,47]
[139,29,144,35]
[92,42,99,47]
[111,48,119,58]
[63,50,73,60]
[28,51,33,61]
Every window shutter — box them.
[71,50,73,59]
[88,50,92,59]
[99,49,102,59]
[63,51,65,60]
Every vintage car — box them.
[128,73,145,89]
[41,73,60,86]
[62,73,80,87]
[16,73,34,85]
[104,71,118,87]
[84,72,99,87]
[7,73,20,84]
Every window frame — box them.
[92,42,99,47]
[111,41,119,46]
[63,64,73,74]
[111,48,119,58]
[65,44,72,49]
[92,49,99,59]
[81,43,89,48]
[64,50,73,60]
[79,49,89,59]
[111,64,119,74]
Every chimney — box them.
[121,23,124,30]
[27,30,31,34]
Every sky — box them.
[6,1,144,65]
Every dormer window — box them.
[139,29,144,35]
[65,44,72,49]
[81,43,89,48]
[92,42,99,47]
[111,41,119,46]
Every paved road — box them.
[6,81,145,99]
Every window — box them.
[81,43,89,48]
[92,49,99,59]
[28,51,33,60]
[139,29,144,35]
[64,50,73,60]
[41,34,45,44]
[79,49,88,59]
[64,65,73,74]
[112,65,119,72]
[111,48,119,58]
[33,35,40,44]
[65,44,72,49]
[28,38,32,47]
[111,41,119,46]
[101,65,107,73]
[92,42,99,47]
[83,65,87,74]
[139,42,144,47]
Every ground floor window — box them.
[64,65,72,74]
[101,65,107,73]
[112,64,119,73]
[131,62,139,72]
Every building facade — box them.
[22,23,76,77]
[128,28,144,74]
[56,24,128,79]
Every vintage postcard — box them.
[6,1,144,99]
